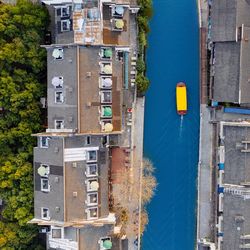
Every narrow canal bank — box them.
[142,0,200,249]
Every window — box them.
[52,228,62,238]
[61,20,70,31]
[40,137,49,148]
[87,192,98,205]
[86,179,99,191]
[52,76,63,89]
[87,150,97,162]
[86,207,98,220]
[86,164,98,177]
[41,178,50,192]
[41,178,49,192]
[61,6,69,17]
[52,48,63,60]
[55,91,64,103]
[86,136,91,145]
[41,207,50,220]
[55,120,64,129]
[100,91,112,103]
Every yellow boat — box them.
[176,82,187,115]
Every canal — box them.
[142,0,199,249]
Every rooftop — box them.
[223,194,250,250]
[43,0,136,46]
[223,123,250,185]
[46,45,125,134]
[79,224,114,250]
[211,0,250,42]
[32,134,112,223]
[212,27,250,103]
[78,46,123,133]
[102,4,131,46]
[213,42,240,103]
[219,122,250,250]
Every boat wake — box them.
[179,115,184,138]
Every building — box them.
[216,121,250,250]
[45,45,125,134]
[209,0,250,104]
[29,0,139,248]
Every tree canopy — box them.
[0,0,49,248]
[136,0,152,94]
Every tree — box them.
[141,158,157,204]
[137,16,150,33]
[136,58,146,74]
[0,0,49,248]
[136,74,150,94]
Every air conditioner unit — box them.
[55,207,60,212]
[86,72,92,77]
[73,192,77,197]
[54,177,59,183]
[72,162,77,168]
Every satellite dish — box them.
[52,76,63,88]
[52,48,63,59]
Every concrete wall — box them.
[65,135,107,148]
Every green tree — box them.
[137,16,150,33]
[136,58,146,74]
[136,74,150,93]
[0,0,49,248]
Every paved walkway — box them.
[198,0,208,28]
[197,105,214,245]
[127,96,145,250]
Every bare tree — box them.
[141,158,157,205]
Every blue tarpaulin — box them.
[217,232,224,237]
[218,163,224,170]
[224,107,250,115]
[218,186,224,194]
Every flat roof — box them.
[213,42,240,103]
[223,123,250,184]
[44,1,136,46]
[212,27,250,104]
[78,46,123,133]
[211,0,250,42]
[46,45,124,134]
[79,224,114,250]
[103,4,131,46]
[239,26,250,104]
[223,194,250,250]
[220,122,250,250]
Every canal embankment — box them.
[196,0,216,248]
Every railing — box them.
[49,238,78,250]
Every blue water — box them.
[142,0,199,249]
